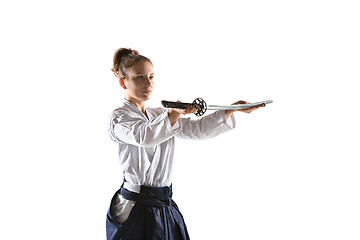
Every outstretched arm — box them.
[109,104,199,147]
[176,110,236,140]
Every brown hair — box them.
[111,48,152,78]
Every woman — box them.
[106,48,264,240]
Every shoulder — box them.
[109,102,136,122]
[110,99,137,117]
[111,106,127,116]
[110,107,139,123]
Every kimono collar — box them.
[122,98,149,120]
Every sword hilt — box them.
[161,98,207,117]
[161,100,189,109]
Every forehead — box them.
[129,61,154,75]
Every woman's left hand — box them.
[232,100,266,114]
[225,100,266,119]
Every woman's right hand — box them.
[169,102,199,115]
[168,102,199,126]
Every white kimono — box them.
[108,99,236,223]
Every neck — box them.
[125,96,146,113]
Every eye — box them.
[136,75,143,79]
[149,75,154,80]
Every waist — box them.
[120,179,173,207]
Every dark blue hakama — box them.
[106,182,190,240]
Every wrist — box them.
[225,110,235,120]
[168,109,181,127]
[169,109,182,117]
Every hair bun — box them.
[123,48,139,57]
[130,49,139,55]
[116,48,139,60]
[111,47,152,78]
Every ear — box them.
[119,77,127,89]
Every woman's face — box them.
[122,61,154,102]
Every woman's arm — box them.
[109,110,178,147]
[109,104,198,147]
[177,100,266,140]
[176,110,235,140]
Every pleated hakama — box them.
[106,182,190,240]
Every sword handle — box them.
[161,100,190,109]
[161,98,207,117]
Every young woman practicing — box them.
[106,48,265,240]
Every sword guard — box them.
[192,98,207,116]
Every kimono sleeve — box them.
[108,109,181,147]
[176,110,236,140]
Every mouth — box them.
[143,90,152,94]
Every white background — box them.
[1,0,359,239]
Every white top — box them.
[108,99,236,223]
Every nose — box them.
[145,75,152,86]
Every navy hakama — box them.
[106,181,190,240]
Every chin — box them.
[140,95,151,102]
[143,94,152,101]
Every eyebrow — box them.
[136,72,154,75]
